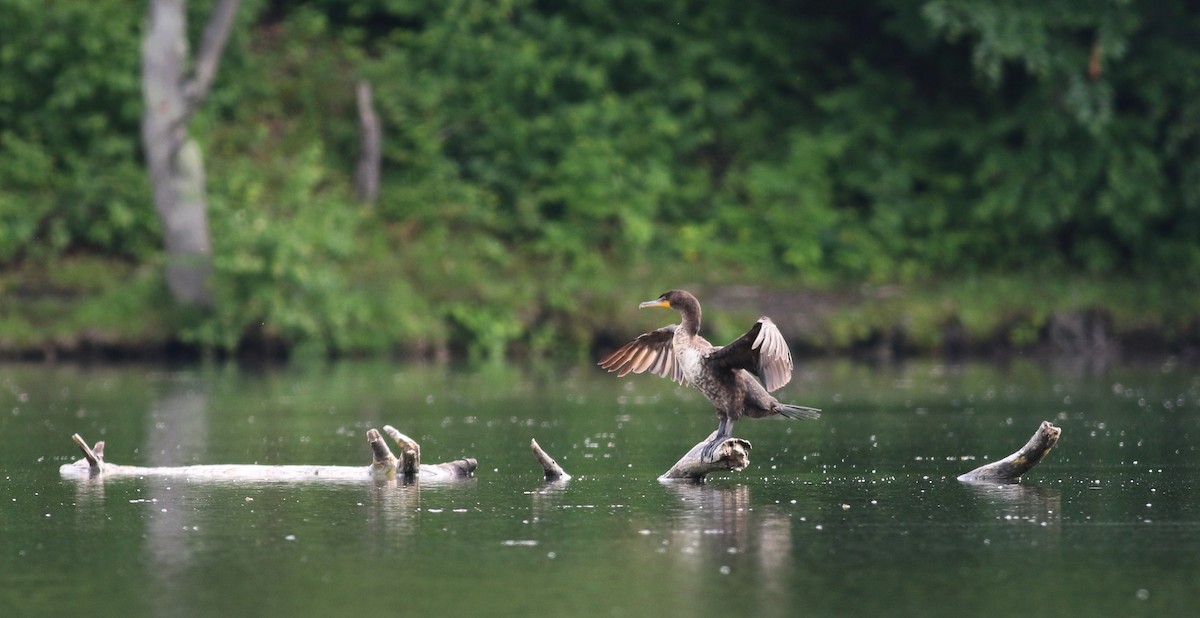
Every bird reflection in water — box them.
[658,483,792,601]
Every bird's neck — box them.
[676,299,701,337]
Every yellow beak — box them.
[639,299,670,309]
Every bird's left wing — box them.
[707,317,793,391]
[597,326,684,384]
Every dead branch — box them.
[659,432,752,481]
[368,428,398,476]
[70,433,103,471]
[382,425,421,476]
[183,0,242,109]
[531,438,570,481]
[957,421,1062,483]
[61,426,476,483]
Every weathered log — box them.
[957,421,1062,482]
[530,438,571,481]
[61,427,477,483]
[659,432,752,481]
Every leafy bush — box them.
[0,0,153,260]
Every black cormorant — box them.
[599,290,820,462]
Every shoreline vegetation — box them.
[4,3,1199,365]
[3,255,1196,364]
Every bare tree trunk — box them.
[141,0,240,307]
[355,80,381,205]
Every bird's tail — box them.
[777,404,821,420]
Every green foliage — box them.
[324,0,1200,287]
[0,0,153,260]
[4,0,1200,356]
[0,257,171,350]
[189,142,433,355]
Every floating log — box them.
[659,432,752,482]
[60,427,477,483]
[531,438,570,481]
[957,421,1062,482]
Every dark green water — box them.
[2,358,1198,617]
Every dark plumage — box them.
[599,290,820,461]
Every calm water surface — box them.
[2,358,1198,617]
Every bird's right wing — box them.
[597,326,684,384]
[707,317,793,392]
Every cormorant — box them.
[599,290,820,462]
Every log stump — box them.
[958,421,1062,482]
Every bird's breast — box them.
[676,345,706,386]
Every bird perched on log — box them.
[599,289,820,462]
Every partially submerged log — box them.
[61,427,477,483]
[531,438,570,481]
[957,421,1062,483]
[659,432,752,482]
[61,420,1052,486]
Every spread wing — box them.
[597,326,684,384]
[706,317,792,392]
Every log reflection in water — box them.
[960,481,1063,528]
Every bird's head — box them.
[638,290,697,311]
[639,290,701,333]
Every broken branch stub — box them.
[382,425,420,475]
[957,421,1062,483]
[368,428,398,476]
[659,433,752,482]
[531,438,570,481]
[70,433,105,474]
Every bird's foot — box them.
[700,437,725,463]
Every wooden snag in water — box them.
[659,432,752,482]
[367,428,398,476]
[375,425,478,479]
[382,425,421,477]
[424,457,479,479]
[63,427,478,482]
[530,438,570,481]
[70,433,105,474]
[957,421,1062,482]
